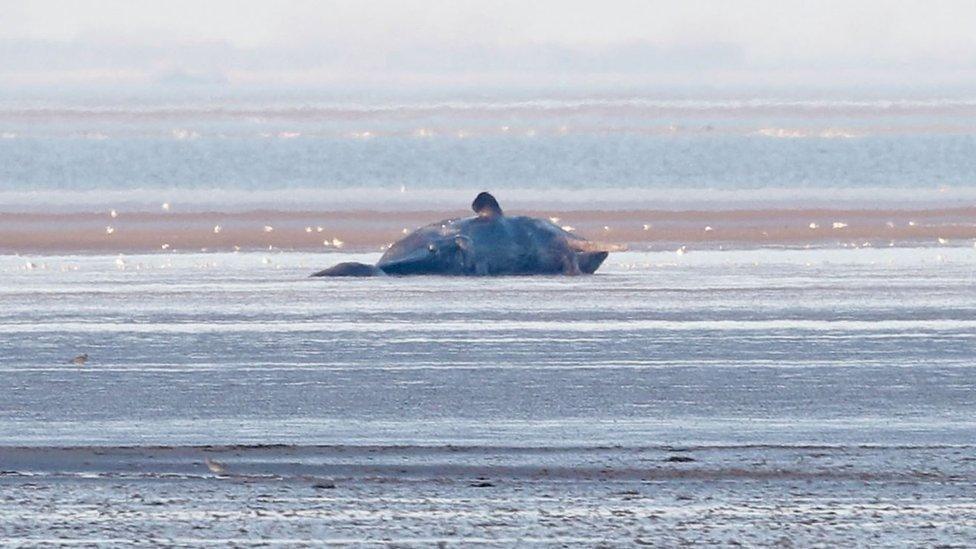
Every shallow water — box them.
[2,95,976,213]
[4,247,976,544]
[3,247,975,447]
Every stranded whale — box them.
[312,192,610,277]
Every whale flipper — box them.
[311,262,385,277]
[577,251,609,274]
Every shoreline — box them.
[4,206,976,254]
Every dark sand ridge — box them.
[2,206,975,253]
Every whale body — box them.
[312,192,610,277]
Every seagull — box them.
[70,353,88,366]
[161,202,171,212]
[205,457,227,475]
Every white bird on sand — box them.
[69,353,88,366]
[205,457,227,475]
[263,225,274,233]
[938,237,949,245]
[105,226,115,235]
[331,238,344,248]
[561,225,575,232]
[643,224,651,231]
[110,209,118,218]
[704,226,713,232]
[809,222,819,229]
[161,202,171,212]
[213,225,222,234]
[305,226,313,233]
[549,216,561,224]
[832,222,848,229]
[676,246,687,255]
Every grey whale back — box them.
[312,192,610,277]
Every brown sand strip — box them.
[2,207,975,254]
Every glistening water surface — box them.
[3,247,974,448]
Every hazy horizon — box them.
[2,0,976,97]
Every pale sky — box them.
[2,0,975,91]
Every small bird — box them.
[70,353,88,366]
[205,457,227,475]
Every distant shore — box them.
[3,206,975,254]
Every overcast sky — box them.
[2,0,975,92]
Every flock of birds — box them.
[100,203,348,253]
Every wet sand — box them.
[3,206,976,253]
[1,444,973,545]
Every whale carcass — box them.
[312,192,611,277]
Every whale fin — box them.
[472,192,503,218]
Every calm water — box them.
[2,96,976,212]
[3,247,974,447]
